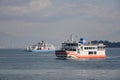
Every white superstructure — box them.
[27,41,55,52]
[55,36,106,59]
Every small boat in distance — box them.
[27,41,55,52]
[55,35,106,59]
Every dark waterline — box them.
[0,48,120,80]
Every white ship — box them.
[27,41,55,52]
[55,35,106,59]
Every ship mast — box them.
[69,34,73,43]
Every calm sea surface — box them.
[0,48,120,80]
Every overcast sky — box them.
[0,0,120,48]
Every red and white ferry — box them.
[55,35,106,59]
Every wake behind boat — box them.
[27,41,55,52]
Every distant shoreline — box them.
[91,40,120,48]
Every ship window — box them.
[73,49,76,51]
[68,48,76,51]
[89,47,91,49]
[88,51,97,55]
[37,48,41,50]
[98,46,105,50]
[94,51,97,54]
[68,49,76,51]
[67,43,78,46]
[85,47,95,50]
[88,51,93,55]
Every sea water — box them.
[0,48,120,80]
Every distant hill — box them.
[91,40,120,48]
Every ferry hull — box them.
[67,51,106,59]
[55,51,106,59]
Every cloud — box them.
[82,4,120,20]
[57,2,120,20]
[0,0,120,22]
[0,0,52,16]
[0,0,120,48]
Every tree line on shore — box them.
[91,40,120,48]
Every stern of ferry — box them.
[55,50,67,59]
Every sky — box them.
[0,0,120,48]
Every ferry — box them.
[27,41,55,52]
[55,35,106,59]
